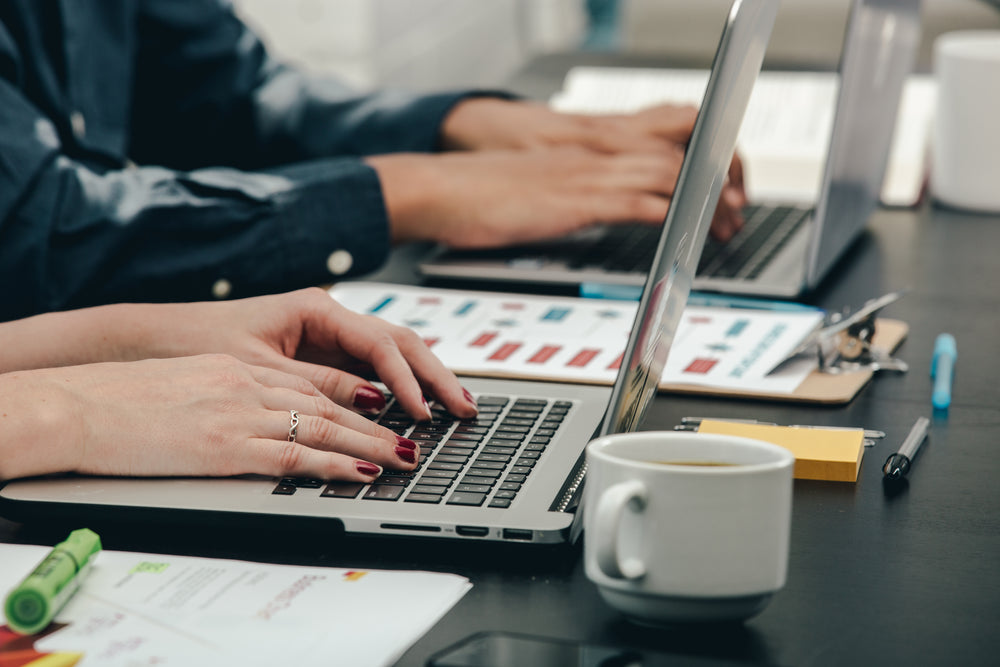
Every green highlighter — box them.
[4,528,102,635]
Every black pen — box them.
[882,416,930,481]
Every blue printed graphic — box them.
[542,307,571,322]
[725,319,750,337]
[369,296,395,314]
[454,301,477,316]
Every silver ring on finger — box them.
[288,410,300,443]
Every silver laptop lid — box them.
[601,0,781,437]
[806,0,922,287]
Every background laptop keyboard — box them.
[273,395,573,509]
[432,204,811,281]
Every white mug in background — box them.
[583,432,794,624]
[931,30,1000,213]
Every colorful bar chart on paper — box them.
[330,282,824,394]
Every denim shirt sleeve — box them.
[129,0,489,170]
[0,0,506,320]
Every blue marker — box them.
[931,333,957,410]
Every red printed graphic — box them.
[470,332,498,347]
[567,349,601,368]
[528,345,561,364]
[684,358,718,374]
[418,297,441,305]
[489,343,522,361]
[501,302,525,310]
[423,338,439,348]
[607,353,624,371]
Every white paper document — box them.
[330,283,824,395]
[1,544,470,667]
[550,66,935,207]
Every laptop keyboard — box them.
[442,203,811,280]
[272,394,574,509]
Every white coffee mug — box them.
[583,431,794,624]
[931,30,1000,213]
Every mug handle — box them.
[594,479,648,580]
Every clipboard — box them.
[658,318,908,404]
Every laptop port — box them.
[502,528,533,541]
[455,525,489,537]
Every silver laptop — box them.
[418,0,922,299]
[0,0,779,545]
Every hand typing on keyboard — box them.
[0,289,479,484]
[370,98,747,250]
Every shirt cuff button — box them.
[212,278,232,299]
[70,111,86,139]
[326,250,353,275]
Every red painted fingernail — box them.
[394,446,417,464]
[353,386,386,413]
[356,461,381,476]
[395,436,417,450]
[462,388,476,406]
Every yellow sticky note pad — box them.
[697,420,865,482]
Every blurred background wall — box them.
[232,0,1000,92]
[232,0,587,91]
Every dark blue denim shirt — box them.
[0,0,485,319]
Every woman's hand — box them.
[0,288,479,422]
[0,355,419,481]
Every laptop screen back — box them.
[601,0,781,437]
[806,0,922,287]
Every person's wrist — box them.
[0,370,84,478]
[365,154,442,244]
[439,97,522,151]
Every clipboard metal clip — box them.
[770,290,910,375]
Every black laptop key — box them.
[454,425,490,434]
[476,396,510,406]
[420,469,459,480]
[447,492,488,507]
[465,467,503,479]
[428,461,464,472]
[272,484,296,495]
[321,482,365,498]
[447,432,485,442]
[488,498,512,508]
[470,460,507,470]
[364,485,405,501]
[438,447,473,457]
[410,484,448,495]
[434,454,471,464]
[476,453,513,463]
[376,476,411,486]
[405,493,443,504]
[482,445,517,455]
[456,484,493,494]
[413,476,453,487]
[460,475,498,487]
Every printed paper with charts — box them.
[330,283,824,395]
